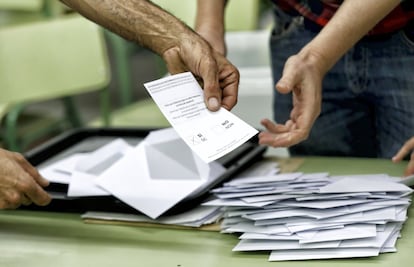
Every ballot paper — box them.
[144,72,258,163]
[39,153,86,184]
[203,164,413,262]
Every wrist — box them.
[150,24,195,56]
[195,26,225,55]
[296,45,332,77]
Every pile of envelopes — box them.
[203,166,413,261]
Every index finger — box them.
[393,138,414,162]
[18,174,51,206]
[404,155,414,176]
[14,152,49,188]
[259,129,306,148]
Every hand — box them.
[258,53,323,147]
[392,137,414,176]
[162,38,239,111]
[0,148,51,209]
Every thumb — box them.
[275,78,294,94]
[199,57,221,111]
[202,72,221,111]
[275,59,298,94]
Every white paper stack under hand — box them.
[203,167,413,262]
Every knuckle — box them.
[13,152,25,162]
[17,180,32,192]
[36,193,51,206]
[233,97,238,106]
[39,197,52,206]
[6,192,21,206]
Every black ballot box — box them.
[23,127,267,215]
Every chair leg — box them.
[100,87,111,126]
[3,103,68,152]
[3,103,25,152]
[42,0,66,18]
[105,30,133,107]
[62,96,83,128]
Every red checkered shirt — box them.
[272,0,414,35]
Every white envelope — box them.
[39,153,86,184]
[96,128,226,219]
[67,139,132,197]
[67,171,110,197]
[319,177,413,193]
[239,232,303,241]
[75,138,132,175]
[82,205,222,227]
[224,173,303,186]
[143,128,212,180]
[298,224,377,244]
[269,247,380,261]
[233,239,341,251]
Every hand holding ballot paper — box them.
[143,72,258,163]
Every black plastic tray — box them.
[24,127,267,215]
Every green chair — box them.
[103,30,142,107]
[0,0,66,26]
[0,0,43,26]
[0,14,111,152]
[152,0,260,30]
[225,0,260,31]
[0,0,42,11]
[89,98,169,128]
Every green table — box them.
[1,157,413,267]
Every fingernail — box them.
[277,81,286,88]
[208,97,220,110]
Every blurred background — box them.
[0,0,288,157]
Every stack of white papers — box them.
[39,128,226,220]
[81,205,223,228]
[203,165,413,261]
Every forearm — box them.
[61,0,196,55]
[195,0,226,36]
[195,0,227,54]
[298,0,401,75]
